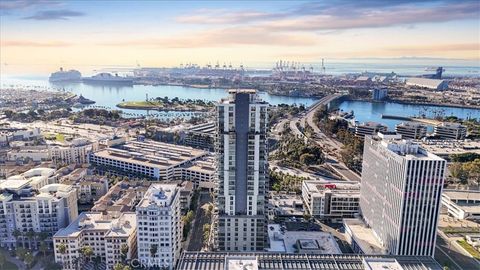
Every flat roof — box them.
[54,212,136,238]
[92,140,207,169]
[363,258,403,270]
[344,218,386,255]
[178,252,443,270]
[137,183,178,208]
[443,190,480,201]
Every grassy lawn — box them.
[55,133,65,142]
[118,100,163,108]
[457,240,480,260]
[440,227,480,234]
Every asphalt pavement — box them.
[186,192,213,251]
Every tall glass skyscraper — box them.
[214,89,269,251]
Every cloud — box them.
[1,40,72,47]
[387,43,480,53]
[176,1,480,32]
[176,9,280,24]
[100,26,318,49]
[0,0,59,10]
[23,9,84,20]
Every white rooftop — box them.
[344,218,386,254]
[138,183,178,208]
[363,258,403,270]
[225,257,259,270]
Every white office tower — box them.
[214,89,269,251]
[136,184,181,270]
[360,133,446,256]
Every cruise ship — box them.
[49,68,82,82]
[82,73,134,85]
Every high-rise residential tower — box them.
[214,89,269,251]
[360,133,446,256]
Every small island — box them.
[117,96,215,111]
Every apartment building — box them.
[183,121,215,151]
[214,89,269,252]
[60,168,109,204]
[136,184,182,270]
[360,133,446,256]
[302,180,360,220]
[0,182,78,248]
[53,211,137,270]
[50,138,98,164]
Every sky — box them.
[0,0,479,74]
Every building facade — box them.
[214,89,269,251]
[53,212,137,270]
[302,180,360,220]
[0,183,78,248]
[434,122,467,140]
[355,122,388,138]
[136,184,182,269]
[395,122,427,139]
[360,133,446,256]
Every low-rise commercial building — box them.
[53,211,137,270]
[395,122,427,139]
[406,77,449,90]
[302,180,360,220]
[0,127,42,146]
[136,184,182,270]
[355,122,387,138]
[92,180,150,213]
[434,122,467,140]
[344,218,386,254]
[441,190,480,220]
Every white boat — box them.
[82,73,134,84]
[49,68,82,82]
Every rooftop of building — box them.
[269,193,304,216]
[343,218,386,255]
[92,180,151,212]
[363,258,403,270]
[436,122,466,128]
[303,180,360,196]
[186,121,216,134]
[54,211,136,238]
[442,189,480,201]
[369,133,444,161]
[357,122,387,128]
[177,252,442,270]
[417,139,480,156]
[137,183,178,208]
[396,122,427,128]
[92,140,207,169]
[406,77,446,87]
[267,223,341,254]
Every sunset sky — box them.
[1,0,479,74]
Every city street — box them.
[435,234,480,270]
[186,192,213,251]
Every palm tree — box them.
[26,229,35,250]
[120,243,129,262]
[39,241,48,257]
[24,252,34,268]
[58,243,67,268]
[150,243,158,258]
[16,247,27,261]
[80,246,94,263]
[12,229,23,248]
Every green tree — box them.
[150,244,158,258]
[449,162,469,184]
[16,247,27,260]
[120,243,129,262]
[24,252,34,268]
[39,242,48,257]
[79,246,94,262]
